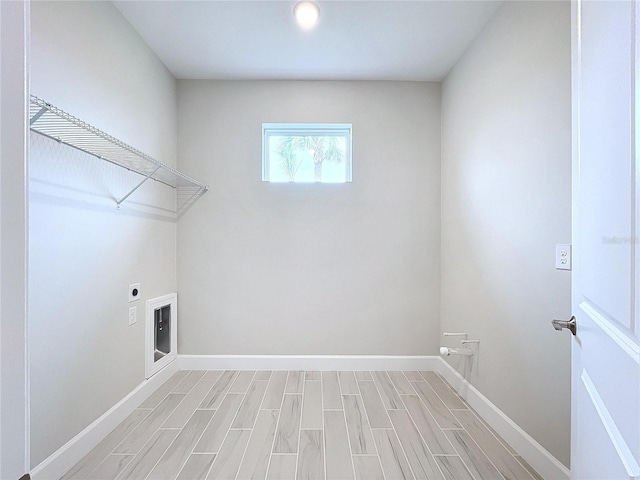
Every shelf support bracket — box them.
[30,106,48,126]
[116,165,162,209]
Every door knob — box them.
[552,316,576,336]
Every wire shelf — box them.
[29,95,208,217]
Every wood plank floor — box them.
[61,370,543,480]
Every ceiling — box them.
[113,1,503,82]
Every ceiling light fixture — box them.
[293,1,320,30]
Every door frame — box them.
[0,0,30,478]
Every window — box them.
[262,123,352,183]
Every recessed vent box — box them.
[145,293,177,378]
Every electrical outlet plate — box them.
[556,244,572,270]
[129,306,137,325]
[129,283,141,302]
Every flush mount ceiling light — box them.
[293,1,320,30]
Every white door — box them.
[570,1,640,478]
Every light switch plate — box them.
[556,244,571,270]
[129,283,140,302]
[129,306,137,325]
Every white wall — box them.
[29,1,178,467]
[1,2,30,477]
[441,1,571,467]
[177,81,441,356]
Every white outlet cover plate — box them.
[555,244,572,270]
[129,283,141,302]
[129,306,137,325]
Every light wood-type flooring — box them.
[61,370,543,480]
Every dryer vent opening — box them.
[154,304,171,361]
[146,293,177,378]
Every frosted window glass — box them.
[263,124,352,183]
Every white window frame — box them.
[262,123,352,183]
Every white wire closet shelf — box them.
[29,95,208,217]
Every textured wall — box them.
[440,1,572,466]
[29,1,178,466]
[177,80,441,356]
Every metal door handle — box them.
[552,316,576,336]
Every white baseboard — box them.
[178,354,440,371]
[30,360,179,480]
[436,358,570,480]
